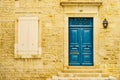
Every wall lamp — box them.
[103,18,108,29]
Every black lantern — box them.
[103,18,108,28]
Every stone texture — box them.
[0,0,120,80]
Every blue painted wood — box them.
[69,28,81,66]
[69,18,93,66]
[69,18,93,27]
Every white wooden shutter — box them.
[18,18,29,53]
[28,18,38,53]
[16,17,39,57]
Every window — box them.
[14,17,41,58]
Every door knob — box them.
[86,45,88,47]
[74,45,77,47]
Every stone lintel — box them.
[60,1,102,6]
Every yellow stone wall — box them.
[98,0,120,79]
[0,0,120,80]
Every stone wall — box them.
[98,0,120,79]
[0,0,64,80]
[0,0,120,80]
